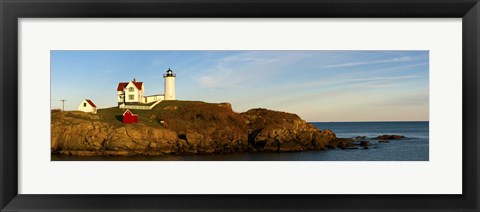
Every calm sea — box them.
[52,121,429,161]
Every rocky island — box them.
[52,100,407,157]
[52,100,357,157]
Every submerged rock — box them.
[326,138,354,149]
[374,135,406,140]
[359,141,370,146]
[352,136,367,140]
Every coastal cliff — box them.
[51,101,341,156]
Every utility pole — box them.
[60,99,66,111]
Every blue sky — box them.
[51,50,429,122]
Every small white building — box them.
[78,99,97,114]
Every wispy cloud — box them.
[348,75,420,82]
[324,56,416,68]
[346,75,421,88]
[263,73,422,94]
[195,51,315,88]
[197,65,248,88]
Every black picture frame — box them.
[1,0,479,211]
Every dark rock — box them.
[243,109,337,152]
[359,141,370,146]
[378,140,389,143]
[374,135,406,140]
[327,138,354,149]
[352,136,367,140]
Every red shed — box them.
[123,109,138,124]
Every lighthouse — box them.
[163,68,176,100]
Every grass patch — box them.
[56,100,247,132]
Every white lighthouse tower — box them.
[163,68,176,100]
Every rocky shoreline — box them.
[51,101,405,157]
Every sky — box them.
[51,50,429,122]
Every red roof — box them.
[123,109,132,116]
[117,82,129,91]
[85,99,96,107]
[133,82,143,90]
[122,109,138,116]
[117,81,143,91]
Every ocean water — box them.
[52,121,429,161]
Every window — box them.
[129,95,134,100]
[129,87,134,92]
[83,103,86,107]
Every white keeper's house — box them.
[77,99,97,114]
[117,68,176,110]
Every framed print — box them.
[1,0,479,211]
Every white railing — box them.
[119,100,162,110]
[119,105,151,110]
[149,100,162,109]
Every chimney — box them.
[133,78,136,82]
